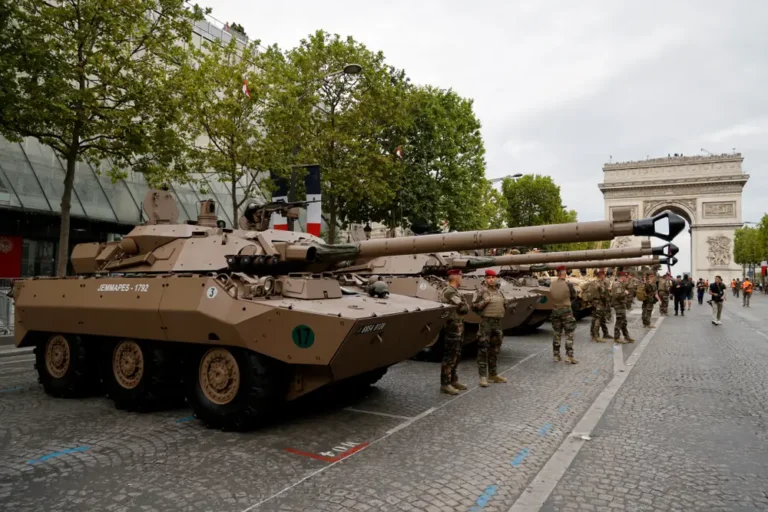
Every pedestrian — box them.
[742,277,753,307]
[472,269,508,387]
[696,278,707,305]
[709,275,727,325]
[549,265,579,364]
[671,275,686,316]
[642,273,659,328]
[439,269,470,395]
[735,278,741,298]
[683,275,694,311]
[657,272,672,315]
[611,271,635,343]
[589,269,612,342]
[731,279,737,297]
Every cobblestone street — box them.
[1,295,768,511]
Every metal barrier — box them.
[0,287,14,335]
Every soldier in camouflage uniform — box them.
[550,265,579,364]
[625,271,641,310]
[590,269,611,342]
[611,271,635,343]
[657,272,671,315]
[439,269,470,395]
[472,269,508,387]
[642,273,659,327]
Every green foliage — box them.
[0,0,204,275]
[173,38,292,221]
[501,174,568,228]
[227,22,246,36]
[272,30,410,242]
[734,225,764,265]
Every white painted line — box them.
[755,330,768,341]
[507,316,664,512]
[0,356,35,367]
[344,408,413,421]
[241,346,549,512]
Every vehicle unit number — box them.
[357,322,386,334]
[97,283,149,292]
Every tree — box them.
[501,174,570,228]
[361,85,488,233]
[734,226,763,267]
[176,38,291,222]
[278,30,406,243]
[227,22,246,37]
[0,0,204,275]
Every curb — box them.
[0,346,33,359]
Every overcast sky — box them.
[203,0,767,273]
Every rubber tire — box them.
[186,347,286,431]
[411,332,445,362]
[102,340,182,412]
[34,333,100,398]
[350,367,388,387]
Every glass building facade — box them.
[0,13,258,279]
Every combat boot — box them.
[479,377,489,387]
[553,353,562,362]
[451,381,468,391]
[614,338,628,344]
[566,355,579,364]
[488,375,507,384]
[624,336,635,343]
[592,336,606,343]
[440,384,460,396]
[602,333,613,339]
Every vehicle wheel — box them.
[411,332,445,362]
[102,339,182,411]
[186,346,286,431]
[34,333,99,398]
[351,367,389,387]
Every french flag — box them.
[305,165,322,237]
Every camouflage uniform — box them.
[590,279,611,339]
[625,275,640,310]
[551,307,576,357]
[473,282,506,378]
[642,281,657,327]
[657,277,670,315]
[439,285,469,386]
[611,280,631,341]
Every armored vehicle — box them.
[11,193,683,429]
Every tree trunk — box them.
[231,171,238,226]
[328,206,337,245]
[57,146,79,277]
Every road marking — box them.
[175,416,195,424]
[241,347,549,512]
[511,448,529,467]
[755,330,768,341]
[538,423,552,437]
[284,442,369,463]
[469,485,499,511]
[507,315,664,512]
[558,405,569,414]
[344,408,413,420]
[27,445,90,465]
[0,385,23,393]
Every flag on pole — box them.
[395,146,403,159]
[224,23,230,32]
[242,79,251,99]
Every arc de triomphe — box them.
[599,153,749,282]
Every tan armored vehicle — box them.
[11,194,683,429]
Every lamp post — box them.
[287,64,363,230]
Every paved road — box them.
[1,295,767,511]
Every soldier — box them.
[439,269,470,395]
[611,271,635,343]
[625,270,641,310]
[550,265,579,364]
[657,272,671,315]
[642,273,660,328]
[590,269,612,342]
[472,269,508,387]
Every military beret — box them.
[596,268,605,275]
[555,265,567,272]
[618,271,627,276]
[485,269,497,277]
[447,269,462,276]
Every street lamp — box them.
[487,173,523,184]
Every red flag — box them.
[242,79,251,99]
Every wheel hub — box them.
[199,348,240,405]
[113,340,144,390]
[45,335,71,379]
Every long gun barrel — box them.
[488,242,678,266]
[518,256,677,272]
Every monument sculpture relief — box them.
[703,201,736,218]
[644,199,697,218]
[706,235,732,267]
[612,236,633,249]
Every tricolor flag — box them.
[242,79,251,99]
[395,146,403,159]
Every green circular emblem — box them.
[538,296,548,304]
[291,325,315,349]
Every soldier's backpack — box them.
[581,279,599,302]
[635,286,646,301]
